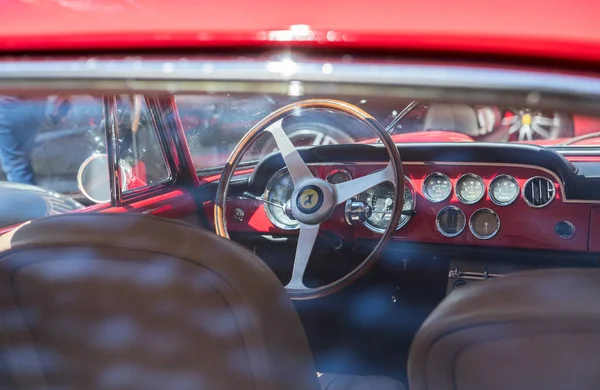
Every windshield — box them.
[177,93,596,170]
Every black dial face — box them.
[326,169,352,184]
[264,169,299,230]
[489,175,519,206]
[360,179,415,232]
[423,173,452,203]
[436,206,466,237]
[456,174,485,204]
[470,208,500,239]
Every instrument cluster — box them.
[261,165,558,242]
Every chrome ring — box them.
[522,176,556,208]
[435,205,466,237]
[325,168,352,184]
[422,172,452,203]
[469,208,501,240]
[455,173,485,205]
[489,174,520,206]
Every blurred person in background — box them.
[0,95,70,185]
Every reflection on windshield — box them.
[176,94,592,170]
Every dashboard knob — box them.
[555,221,575,239]
[344,200,372,225]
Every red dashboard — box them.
[204,162,599,253]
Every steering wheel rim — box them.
[215,99,404,300]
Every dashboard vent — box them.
[523,177,556,208]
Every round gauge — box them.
[436,206,466,237]
[423,172,452,203]
[489,175,519,206]
[469,208,500,239]
[263,168,299,230]
[360,177,415,233]
[456,173,485,204]
[326,169,352,184]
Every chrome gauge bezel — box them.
[455,173,485,205]
[326,168,352,184]
[422,172,453,203]
[489,174,520,206]
[363,175,416,234]
[435,205,466,237]
[469,208,501,240]
[263,167,300,231]
[522,176,557,208]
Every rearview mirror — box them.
[77,154,132,204]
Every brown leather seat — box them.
[0,213,403,390]
[408,268,600,390]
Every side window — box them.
[0,94,169,228]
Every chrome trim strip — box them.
[422,172,453,203]
[469,208,501,240]
[488,174,520,206]
[456,173,485,205]
[436,205,466,237]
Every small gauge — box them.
[423,172,452,203]
[456,173,485,204]
[469,208,500,239]
[263,168,299,230]
[436,206,466,237]
[489,175,519,206]
[326,169,352,184]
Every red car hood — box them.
[2,0,600,65]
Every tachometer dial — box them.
[456,173,485,204]
[489,175,519,206]
[263,168,299,230]
[423,172,452,203]
[326,169,352,184]
[469,208,500,239]
[360,177,415,233]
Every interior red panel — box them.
[206,163,597,253]
[589,208,600,252]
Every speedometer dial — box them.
[456,173,485,204]
[489,175,519,206]
[423,172,452,203]
[359,177,415,233]
[263,168,299,230]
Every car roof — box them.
[2,0,600,64]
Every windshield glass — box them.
[177,93,596,170]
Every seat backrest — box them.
[408,268,600,390]
[0,213,319,390]
[423,104,480,136]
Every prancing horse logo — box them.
[300,188,319,210]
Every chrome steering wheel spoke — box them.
[333,161,395,205]
[285,223,320,290]
[266,119,313,185]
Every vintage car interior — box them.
[3,52,600,390]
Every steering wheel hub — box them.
[291,179,335,224]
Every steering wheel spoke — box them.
[266,119,313,185]
[333,161,396,205]
[285,223,320,290]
